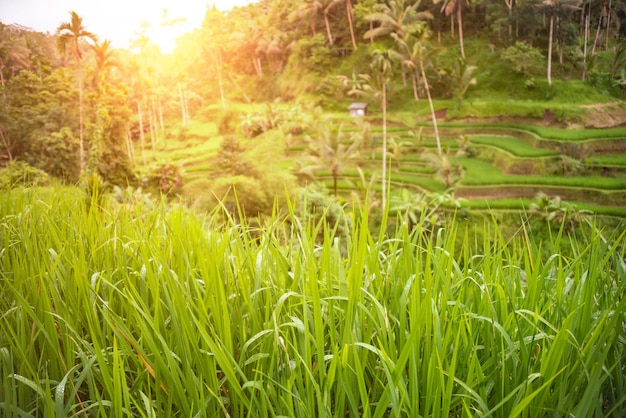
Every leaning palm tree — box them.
[56,11,97,176]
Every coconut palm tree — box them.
[364,0,433,97]
[391,24,443,157]
[301,123,361,197]
[56,11,97,176]
[290,0,340,45]
[437,0,468,59]
[363,0,432,40]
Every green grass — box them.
[586,154,626,166]
[460,158,626,190]
[470,136,557,157]
[1,187,625,417]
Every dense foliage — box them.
[1,0,625,188]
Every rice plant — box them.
[0,187,624,417]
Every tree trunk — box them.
[583,12,589,80]
[78,67,85,175]
[420,56,442,157]
[606,0,611,49]
[411,70,420,101]
[149,98,156,152]
[507,0,513,39]
[547,11,554,87]
[216,49,226,110]
[591,9,602,56]
[323,12,334,45]
[178,83,188,127]
[451,14,455,39]
[346,0,357,50]
[457,0,465,59]
[125,125,134,163]
[137,101,146,164]
[158,99,165,143]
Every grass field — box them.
[1,187,625,417]
[469,136,557,157]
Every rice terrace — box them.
[1,0,625,416]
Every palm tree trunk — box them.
[125,125,134,163]
[158,99,165,142]
[451,15,455,39]
[411,70,420,101]
[420,56,442,157]
[149,100,156,152]
[177,83,188,127]
[137,101,146,164]
[78,69,85,175]
[583,11,589,80]
[346,0,357,50]
[323,12,334,44]
[606,0,611,49]
[591,10,602,56]
[547,11,554,87]
[457,1,465,59]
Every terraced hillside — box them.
[141,109,626,217]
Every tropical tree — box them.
[364,0,432,99]
[342,0,359,49]
[364,0,432,40]
[436,0,469,59]
[393,24,443,157]
[343,48,395,208]
[0,24,31,89]
[450,57,477,107]
[539,0,582,86]
[56,11,97,176]
[301,123,361,197]
[91,39,120,94]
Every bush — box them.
[501,42,544,76]
[0,160,49,189]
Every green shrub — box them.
[0,160,49,189]
[501,42,544,76]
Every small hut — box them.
[348,102,368,117]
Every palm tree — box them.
[364,0,432,40]
[56,11,97,176]
[540,0,582,86]
[451,57,477,107]
[437,0,468,59]
[91,39,120,94]
[389,22,443,158]
[364,0,432,99]
[301,123,361,197]
[290,0,339,45]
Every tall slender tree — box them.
[56,11,97,176]
[436,0,468,59]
